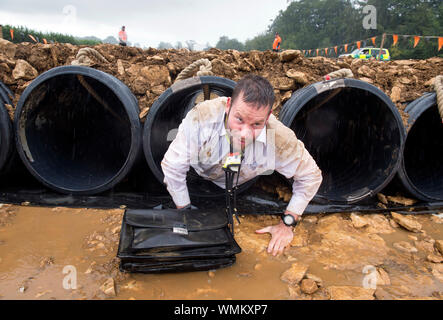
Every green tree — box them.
[215,36,245,51]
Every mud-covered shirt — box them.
[161,97,323,215]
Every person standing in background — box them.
[118,26,127,46]
[272,32,281,52]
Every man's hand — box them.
[255,220,294,256]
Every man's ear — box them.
[226,97,231,114]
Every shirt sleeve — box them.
[161,109,199,207]
[275,137,323,216]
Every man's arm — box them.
[256,130,322,256]
[161,110,199,208]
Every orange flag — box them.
[316,49,319,56]
[325,48,328,56]
[28,34,37,42]
[334,46,338,55]
[413,36,420,48]
[308,50,311,55]
[356,41,361,49]
[371,37,376,46]
[393,34,398,46]
[438,37,443,51]
[43,38,48,44]
[10,29,14,40]
[344,44,348,52]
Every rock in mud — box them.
[100,278,116,297]
[390,212,422,233]
[300,279,318,294]
[393,241,418,253]
[280,263,309,286]
[12,59,38,80]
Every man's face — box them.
[225,94,271,151]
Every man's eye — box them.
[237,117,243,122]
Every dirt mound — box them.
[1,40,442,126]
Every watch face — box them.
[283,214,295,225]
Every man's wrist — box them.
[284,210,302,221]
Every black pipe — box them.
[279,78,405,204]
[143,76,257,198]
[14,66,142,195]
[0,80,14,174]
[398,92,443,201]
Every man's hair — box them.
[231,74,274,110]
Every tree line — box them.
[215,0,443,59]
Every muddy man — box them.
[161,74,323,256]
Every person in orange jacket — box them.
[118,26,127,46]
[273,32,281,52]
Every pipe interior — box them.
[291,87,401,202]
[149,87,231,196]
[19,74,132,192]
[403,105,443,199]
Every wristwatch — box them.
[281,213,299,227]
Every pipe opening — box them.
[288,86,402,203]
[403,105,443,200]
[17,73,133,193]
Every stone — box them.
[281,91,292,103]
[415,240,436,255]
[279,50,302,63]
[286,69,308,85]
[100,278,116,296]
[393,241,418,253]
[359,77,373,83]
[270,77,296,90]
[280,263,309,286]
[12,59,38,81]
[390,212,422,233]
[376,268,391,286]
[377,193,388,205]
[357,65,376,78]
[300,279,318,294]
[350,213,368,228]
[327,286,375,300]
[0,39,17,59]
[139,65,171,86]
[117,59,125,76]
[394,60,417,66]
[430,214,443,224]
[304,274,323,287]
[427,254,443,263]
[435,241,443,256]
[386,195,417,206]
[390,86,402,103]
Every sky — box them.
[0,0,289,48]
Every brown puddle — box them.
[0,204,442,300]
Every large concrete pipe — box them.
[143,76,257,198]
[279,78,405,204]
[14,66,142,195]
[0,81,14,174]
[398,93,443,201]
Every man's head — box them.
[225,74,274,150]
[275,32,279,37]
[122,26,125,31]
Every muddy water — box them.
[0,204,442,300]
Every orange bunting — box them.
[325,48,328,55]
[356,41,361,49]
[10,29,14,40]
[334,46,337,55]
[413,36,420,48]
[393,34,398,46]
[43,38,48,44]
[308,50,311,55]
[371,37,376,46]
[316,49,319,56]
[344,44,348,52]
[28,34,37,42]
[439,37,443,51]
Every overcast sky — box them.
[0,0,289,48]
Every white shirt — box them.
[161,97,323,216]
